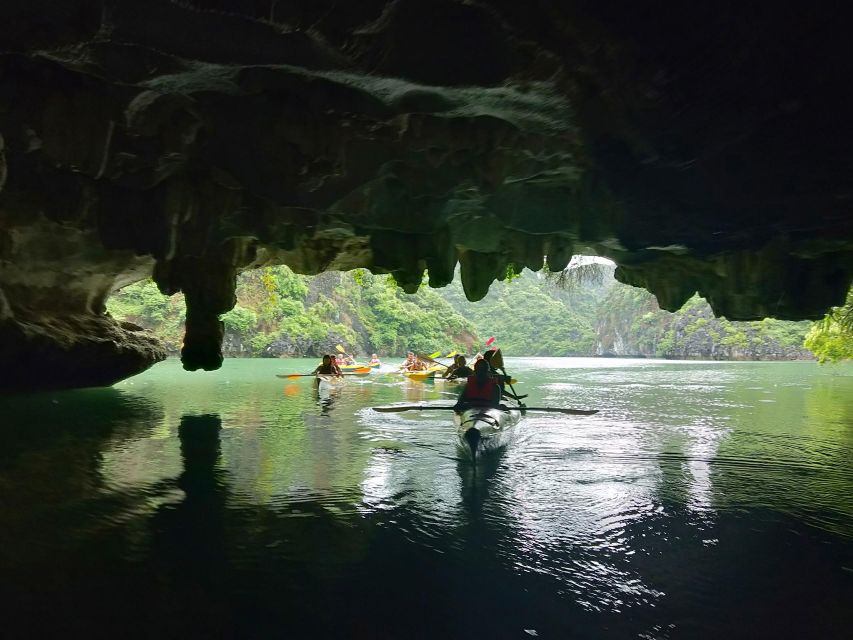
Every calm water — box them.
[1,358,852,639]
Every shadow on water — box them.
[0,386,164,463]
[0,387,166,637]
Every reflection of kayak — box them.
[454,403,523,461]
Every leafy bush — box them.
[222,305,257,335]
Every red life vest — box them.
[462,376,499,402]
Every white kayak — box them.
[317,374,342,397]
[453,403,524,461]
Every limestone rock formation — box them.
[1,0,851,391]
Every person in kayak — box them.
[445,355,473,380]
[482,349,506,389]
[483,349,525,402]
[313,354,342,377]
[369,353,381,366]
[400,352,415,371]
[455,359,501,408]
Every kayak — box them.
[403,370,437,381]
[402,365,445,381]
[276,368,371,379]
[340,363,370,372]
[454,403,524,461]
[317,374,342,396]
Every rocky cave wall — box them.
[1,0,851,391]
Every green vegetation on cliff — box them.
[108,265,824,361]
[596,285,813,360]
[438,270,608,355]
[804,287,853,363]
[108,266,476,358]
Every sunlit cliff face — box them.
[0,0,851,392]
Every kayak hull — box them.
[316,374,342,396]
[454,405,523,460]
[403,371,435,381]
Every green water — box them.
[1,358,852,638]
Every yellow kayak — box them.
[340,364,372,373]
[403,370,438,381]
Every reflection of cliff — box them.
[0,387,164,508]
[151,414,230,635]
[0,388,166,636]
[712,367,853,537]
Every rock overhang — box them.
[0,0,851,391]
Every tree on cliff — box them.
[804,287,853,363]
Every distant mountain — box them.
[595,284,813,360]
[437,269,612,356]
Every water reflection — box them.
[457,453,504,518]
[1,359,851,638]
[149,414,231,635]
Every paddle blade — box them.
[445,351,457,358]
[372,404,456,412]
[336,344,346,353]
[485,336,496,346]
[427,351,441,359]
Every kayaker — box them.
[455,359,501,408]
[483,349,505,388]
[445,355,473,379]
[369,353,381,366]
[484,348,524,402]
[400,351,415,370]
[313,354,342,377]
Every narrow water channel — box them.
[1,358,851,638]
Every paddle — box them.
[418,352,451,370]
[488,348,525,403]
[335,343,357,361]
[371,404,598,416]
[277,367,371,379]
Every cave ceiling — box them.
[1,0,852,389]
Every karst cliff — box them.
[1,0,851,391]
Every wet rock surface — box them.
[1,0,851,390]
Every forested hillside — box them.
[595,286,813,360]
[440,270,610,356]
[108,267,477,358]
[108,265,821,360]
